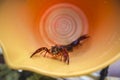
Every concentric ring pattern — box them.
[39,3,88,45]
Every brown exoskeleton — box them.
[30,45,69,64]
[30,34,89,64]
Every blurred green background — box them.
[0,55,57,80]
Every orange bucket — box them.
[0,0,120,77]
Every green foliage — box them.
[0,64,56,80]
[0,64,19,80]
[27,74,42,80]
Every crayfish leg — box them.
[30,47,49,58]
[43,51,48,57]
[61,48,70,65]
